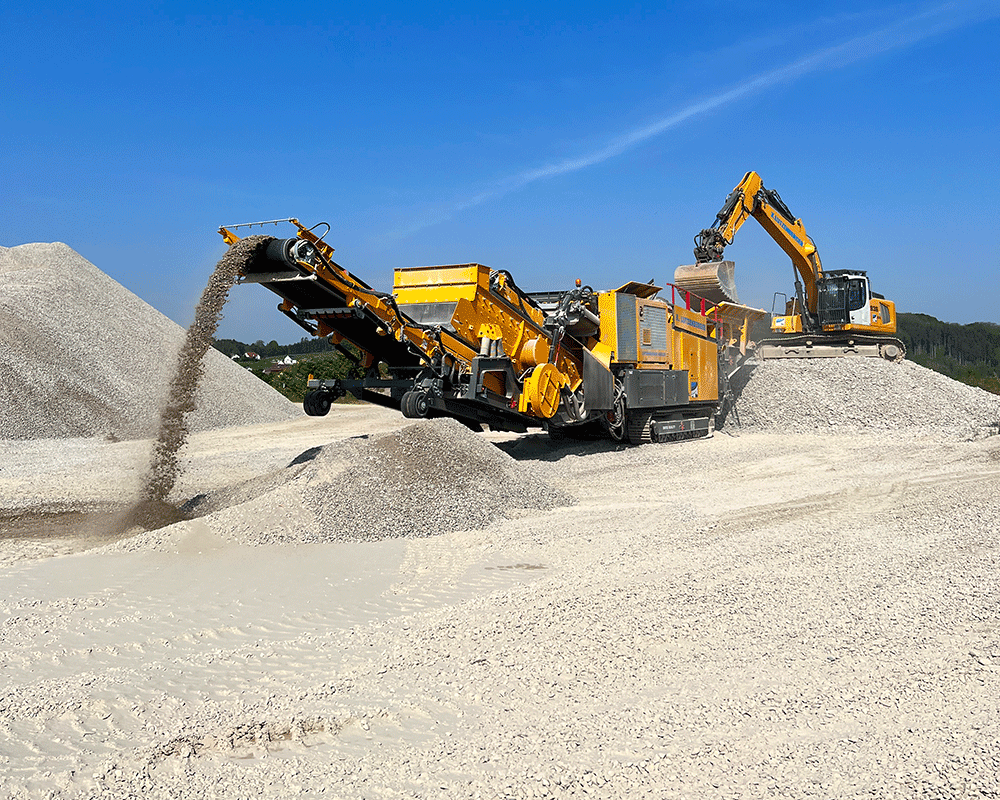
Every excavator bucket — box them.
[674,260,739,305]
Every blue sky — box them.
[3,1,998,343]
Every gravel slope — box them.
[105,418,574,549]
[733,357,1000,440]
[0,242,300,440]
[2,427,999,799]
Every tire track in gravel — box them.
[698,462,1000,541]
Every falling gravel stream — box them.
[129,235,274,528]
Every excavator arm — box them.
[693,171,823,317]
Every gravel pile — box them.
[306,418,574,539]
[0,242,300,441]
[110,418,574,549]
[734,357,1000,439]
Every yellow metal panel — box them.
[395,264,481,287]
[669,331,719,402]
[672,306,711,338]
[771,314,804,334]
[518,363,565,418]
[597,292,620,357]
[865,298,897,334]
[393,264,483,305]
[588,340,613,368]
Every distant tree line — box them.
[212,336,365,402]
[212,336,338,358]
[248,352,366,403]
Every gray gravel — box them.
[306,418,575,539]
[0,242,300,441]
[3,427,1000,799]
[104,418,575,550]
[732,357,1000,440]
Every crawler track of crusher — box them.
[756,334,906,361]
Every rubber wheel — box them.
[401,391,430,419]
[400,391,415,418]
[412,392,430,418]
[303,390,332,417]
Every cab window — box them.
[847,279,867,311]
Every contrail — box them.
[389,0,998,239]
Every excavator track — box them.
[756,334,905,362]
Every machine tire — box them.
[303,390,332,417]
[400,391,416,418]
[401,391,430,419]
[413,392,430,417]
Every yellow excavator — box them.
[682,171,905,361]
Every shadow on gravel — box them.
[494,433,628,462]
[286,435,370,468]
[716,361,759,432]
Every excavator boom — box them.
[693,171,823,316]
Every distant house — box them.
[230,353,240,360]
[244,352,261,360]
[263,354,298,374]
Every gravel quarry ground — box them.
[3,358,1000,800]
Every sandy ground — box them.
[3,404,1000,798]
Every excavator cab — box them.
[817,271,871,328]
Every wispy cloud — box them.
[389,0,999,240]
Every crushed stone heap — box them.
[0,242,301,441]
[734,357,1000,439]
[115,419,576,549]
[305,418,575,540]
